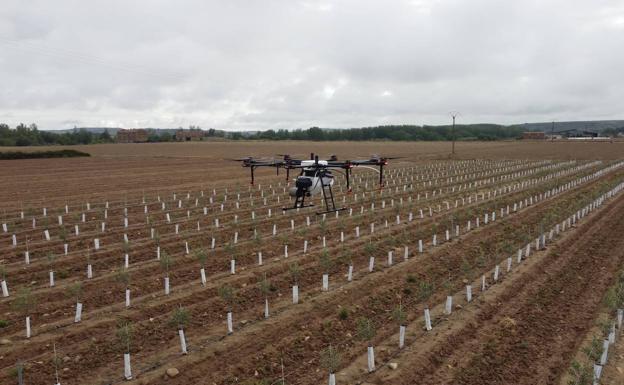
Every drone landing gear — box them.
[317,180,345,215]
[282,191,314,212]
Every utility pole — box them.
[449,111,460,156]
[551,121,555,142]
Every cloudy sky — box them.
[1,0,623,130]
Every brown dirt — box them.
[1,141,623,385]
[2,140,624,204]
[365,179,624,385]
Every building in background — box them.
[175,129,205,141]
[521,131,546,140]
[116,129,149,143]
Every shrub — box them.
[0,150,91,160]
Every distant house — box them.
[522,131,546,140]
[116,129,149,143]
[175,129,205,141]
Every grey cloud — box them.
[0,0,623,130]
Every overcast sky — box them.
[1,0,623,130]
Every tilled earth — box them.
[1,143,624,385]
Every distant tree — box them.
[308,126,325,141]
[99,129,113,143]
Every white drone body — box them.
[288,160,334,198]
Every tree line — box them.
[6,122,620,146]
[0,123,113,146]
[0,124,229,146]
[233,124,525,141]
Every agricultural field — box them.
[1,140,624,385]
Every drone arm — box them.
[250,166,255,185]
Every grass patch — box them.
[0,149,90,160]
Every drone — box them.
[231,153,398,214]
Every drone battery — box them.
[295,177,313,189]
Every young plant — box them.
[117,318,133,379]
[417,280,434,302]
[52,343,62,385]
[392,303,407,326]
[320,345,341,384]
[116,267,130,289]
[218,285,236,312]
[170,306,190,330]
[258,273,272,318]
[289,262,301,286]
[47,252,56,271]
[364,242,376,258]
[160,251,173,278]
[67,282,84,322]
[339,247,353,266]
[357,317,377,372]
[122,240,131,254]
[67,282,83,303]
[12,288,36,338]
[160,251,173,295]
[252,230,263,247]
[357,317,376,345]
[195,247,208,269]
[117,319,133,353]
[224,242,236,258]
[319,248,333,274]
[58,226,67,243]
[219,285,236,334]
[278,232,290,246]
[319,219,327,236]
[393,301,408,348]
[258,273,272,299]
